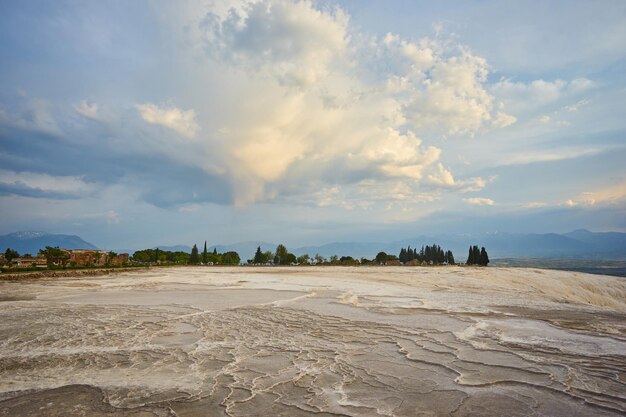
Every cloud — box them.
[187,0,517,206]
[404,53,494,136]
[201,0,349,87]
[427,163,488,193]
[136,103,199,138]
[463,197,495,206]
[0,170,97,199]
[561,99,589,113]
[74,100,99,119]
[490,77,597,116]
[492,111,517,128]
[0,0,520,211]
[523,202,548,209]
[502,147,606,166]
[104,210,120,224]
[565,181,626,208]
[378,34,515,136]
[0,98,61,136]
[427,163,456,186]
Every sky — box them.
[0,0,625,250]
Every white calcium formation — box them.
[0,266,625,416]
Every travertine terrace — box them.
[1,266,625,416]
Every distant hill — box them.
[0,231,98,255]
[202,230,626,261]
[290,230,626,261]
[153,245,192,252]
[491,258,626,277]
[293,242,383,258]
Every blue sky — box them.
[0,0,625,250]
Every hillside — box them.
[0,231,98,255]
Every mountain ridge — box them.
[0,231,98,255]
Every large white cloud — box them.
[202,0,349,87]
[0,0,517,211]
[188,0,515,206]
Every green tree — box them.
[131,249,151,263]
[446,250,455,265]
[253,246,263,264]
[296,254,310,265]
[375,251,388,265]
[274,244,290,265]
[4,248,19,262]
[173,251,190,264]
[202,241,208,264]
[40,246,69,266]
[262,251,273,264]
[479,247,489,266]
[314,253,325,264]
[340,256,357,265]
[466,245,482,265]
[190,244,200,264]
[206,252,221,264]
[222,251,241,265]
[466,246,474,265]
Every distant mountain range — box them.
[200,229,626,261]
[3,229,625,261]
[0,231,98,255]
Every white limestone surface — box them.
[0,266,624,416]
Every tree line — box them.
[132,242,241,265]
[247,243,475,267]
[3,242,490,268]
[466,245,489,266]
[398,245,455,265]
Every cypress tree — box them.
[202,241,208,264]
[254,246,263,264]
[447,250,455,265]
[479,247,489,266]
[467,246,474,265]
[190,244,200,264]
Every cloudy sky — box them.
[1,0,625,249]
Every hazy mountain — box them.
[0,231,98,255]
[153,245,192,252]
[293,242,384,258]
[291,230,626,260]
